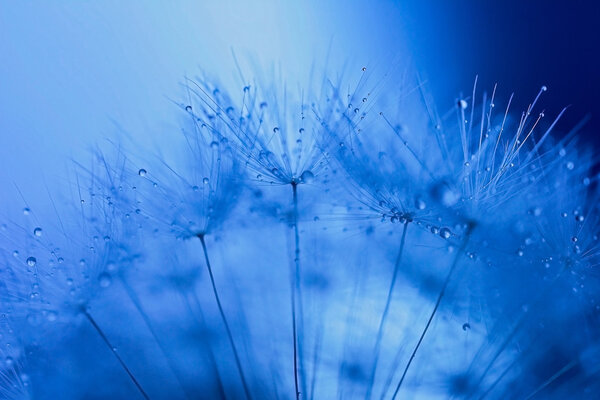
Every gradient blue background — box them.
[1,0,598,208]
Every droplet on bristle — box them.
[98,273,112,288]
[440,227,452,239]
[300,170,314,184]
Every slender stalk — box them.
[523,361,576,400]
[392,224,474,399]
[197,234,252,400]
[290,181,307,399]
[119,276,190,399]
[179,290,226,399]
[82,308,150,400]
[365,221,409,400]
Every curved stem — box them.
[198,234,253,400]
[290,181,306,399]
[119,275,190,399]
[392,224,474,399]
[365,222,409,400]
[82,308,150,400]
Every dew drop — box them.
[566,161,575,170]
[440,228,452,239]
[210,141,219,149]
[430,226,440,235]
[361,67,366,72]
[5,357,13,367]
[23,207,30,215]
[203,177,209,185]
[457,99,468,110]
[98,273,112,288]
[185,105,192,112]
[300,170,314,184]
[26,257,36,267]
[33,227,42,237]
[138,169,147,177]
[273,127,279,133]
[415,197,426,210]
[462,323,470,331]
[576,215,584,222]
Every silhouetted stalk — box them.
[523,360,576,400]
[290,181,307,399]
[82,308,150,400]
[365,221,409,400]
[119,275,190,399]
[197,234,252,400]
[179,291,226,399]
[392,223,474,399]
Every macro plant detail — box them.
[1,62,599,400]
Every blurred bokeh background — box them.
[1,0,598,204]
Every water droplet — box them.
[210,141,219,149]
[33,227,42,237]
[203,177,209,185]
[430,226,440,235]
[559,148,566,157]
[440,228,452,239]
[23,207,30,215]
[541,85,547,92]
[457,99,468,110]
[138,169,147,177]
[26,257,36,267]
[566,161,575,170]
[185,105,192,112]
[576,215,584,222]
[361,67,366,72]
[462,323,470,331]
[273,127,279,133]
[299,128,305,134]
[530,207,542,217]
[362,97,367,103]
[5,357,13,367]
[98,273,112,288]
[572,236,578,243]
[192,185,199,191]
[300,170,314,184]
[431,182,460,207]
[12,250,19,257]
[517,249,524,257]
[415,197,426,210]
[561,212,568,218]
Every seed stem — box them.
[392,224,474,399]
[290,181,306,399]
[365,221,409,400]
[198,234,252,400]
[119,275,190,399]
[82,308,150,400]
